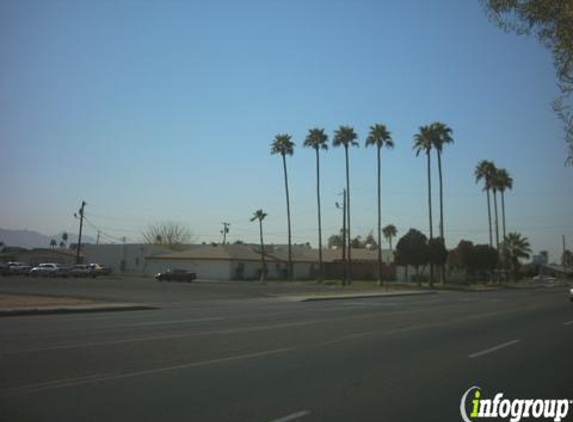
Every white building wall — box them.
[83,244,172,275]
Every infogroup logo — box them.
[460,386,572,422]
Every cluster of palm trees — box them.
[263,122,456,285]
[475,160,530,280]
[475,160,513,249]
[412,122,454,285]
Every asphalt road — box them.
[0,278,571,422]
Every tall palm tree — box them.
[475,160,497,248]
[250,209,268,282]
[504,232,531,282]
[429,122,454,239]
[303,128,328,282]
[413,125,435,287]
[495,168,513,241]
[333,125,359,283]
[366,124,394,286]
[490,168,502,251]
[271,134,295,281]
[382,224,397,263]
[61,232,69,248]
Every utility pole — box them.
[96,230,101,245]
[221,222,230,245]
[74,201,86,264]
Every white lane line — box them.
[126,317,224,327]
[267,410,311,422]
[468,340,520,359]
[0,347,295,397]
[564,320,573,326]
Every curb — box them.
[0,303,158,317]
[279,290,438,302]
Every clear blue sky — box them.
[1,0,571,262]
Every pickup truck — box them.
[155,269,196,282]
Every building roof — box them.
[148,244,266,262]
[148,244,393,264]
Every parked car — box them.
[88,263,111,276]
[29,263,66,277]
[155,269,196,282]
[0,262,9,276]
[7,261,32,275]
[570,287,573,302]
[66,264,96,278]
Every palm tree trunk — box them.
[315,148,323,283]
[426,151,434,287]
[282,154,292,281]
[486,189,493,247]
[345,145,352,284]
[501,191,507,281]
[437,150,445,284]
[501,191,507,241]
[493,190,500,251]
[259,219,265,282]
[437,151,444,239]
[377,146,382,286]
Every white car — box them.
[29,263,65,277]
[570,287,573,302]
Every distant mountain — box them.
[0,228,95,249]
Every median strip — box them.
[468,339,521,359]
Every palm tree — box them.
[413,125,435,286]
[475,160,497,248]
[382,224,397,263]
[333,125,359,283]
[270,134,295,281]
[495,168,513,241]
[49,239,57,248]
[503,232,532,282]
[303,128,328,282]
[366,124,394,286]
[429,122,454,239]
[61,231,68,248]
[250,209,268,282]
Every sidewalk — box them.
[275,290,437,302]
[0,293,156,317]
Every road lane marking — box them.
[0,347,295,397]
[564,320,573,326]
[468,339,520,359]
[0,303,548,355]
[267,410,311,422]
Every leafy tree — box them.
[350,236,363,249]
[366,123,394,285]
[250,209,268,282]
[49,239,57,248]
[327,232,344,249]
[395,228,429,286]
[562,249,573,267]
[141,222,193,250]
[503,232,532,281]
[271,134,295,281]
[333,125,359,282]
[481,0,573,164]
[382,224,398,263]
[363,231,377,250]
[475,160,497,247]
[428,237,448,268]
[473,244,500,280]
[304,128,328,282]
